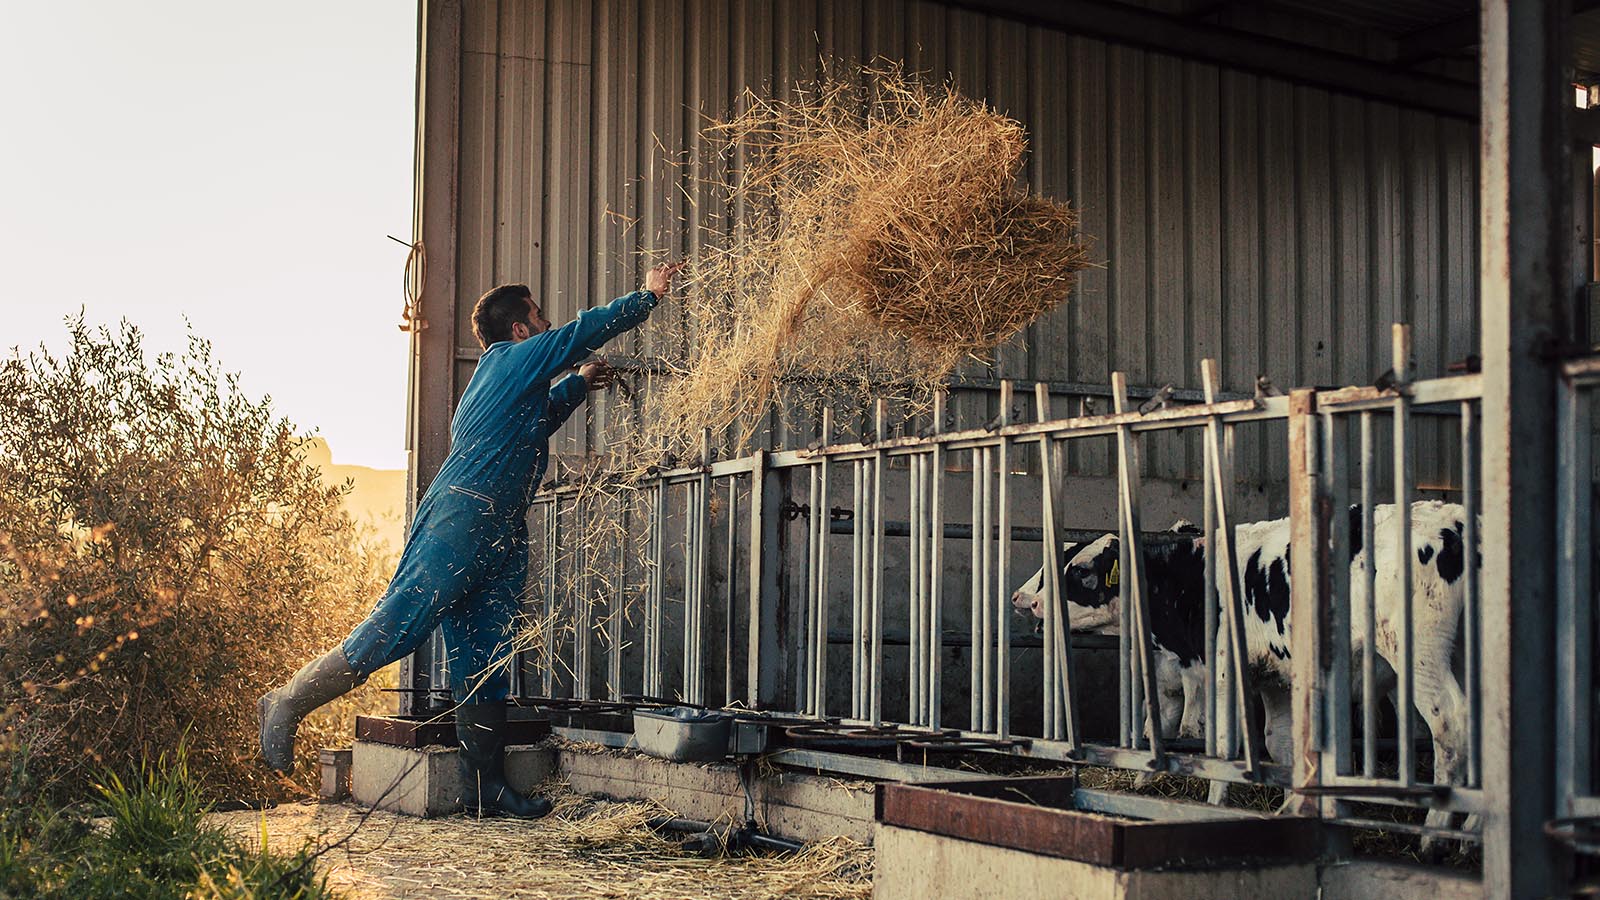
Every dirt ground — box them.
[209,791,873,900]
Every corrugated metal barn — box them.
[393,0,1598,894]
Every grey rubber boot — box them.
[456,704,552,818]
[258,648,364,772]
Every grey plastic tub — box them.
[633,707,732,763]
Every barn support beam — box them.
[1478,0,1572,894]
[400,0,462,716]
[949,0,1477,118]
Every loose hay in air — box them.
[629,64,1093,467]
[502,65,1092,710]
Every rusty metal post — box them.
[1479,0,1570,892]
[1286,389,1324,816]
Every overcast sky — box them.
[0,1,418,469]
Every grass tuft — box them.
[0,746,339,900]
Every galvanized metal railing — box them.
[517,323,1487,841]
[1555,354,1600,830]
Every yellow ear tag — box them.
[1106,559,1120,587]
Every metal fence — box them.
[513,323,1491,840]
[1556,354,1600,833]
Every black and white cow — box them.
[1012,502,1474,812]
[1009,522,1204,739]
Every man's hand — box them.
[577,358,617,391]
[643,261,686,295]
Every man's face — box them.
[511,298,551,342]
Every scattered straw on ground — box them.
[210,789,872,900]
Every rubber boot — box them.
[455,704,552,818]
[258,648,364,772]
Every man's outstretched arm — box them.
[510,262,684,386]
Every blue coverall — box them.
[341,289,659,703]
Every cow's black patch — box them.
[1066,535,1208,667]
[1417,545,1434,565]
[1347,504,1364,559]
[1244,546,1292,635]
[1063,541,1119,610]
[1436,523,1465,585]
[1144,538,1207,667]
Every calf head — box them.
[1062,535,1122,631]
[1009,540,1088,624]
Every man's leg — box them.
[260,491,498,772]
[444,523,550,817]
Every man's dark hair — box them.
[472,284,534,349]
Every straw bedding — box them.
[211,788,872,899]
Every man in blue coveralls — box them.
[259,260,683,818]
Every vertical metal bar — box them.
[1322,412,1353,791]
[1286,389,1323,816]
[746,451,781,709]
[644,488,655,697]
[996,380,1014,739]
[1202,360,1262,773]
[815,408,833,717]
[1392,324,1415,787]
[1119,467,1133,749]
[870,398,887,726]
[852,459,865,719]
[683,479,697,703]
[970,445,983,731]
[582,496,595,701]
[544,500,559,698]
[610,500,626,702]
[1202,409,1219,758]
[1359,411,1378,777]
[1036,384,1078,747]
[915,448,928,720]
[1558,379,1592,811]
[805,457,821,713]
[930,391,947,731]
[1461,401,1480,788]
[724,477,738,709]
[1479,0,1566,891]
[1035,385,1056,741]
[1112,373,1163,763]
[695,431,713,705]
[972,441,985,730]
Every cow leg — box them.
[1178,662,1207,739]
[1156,650,1184,740]
[1259,681,1294,767]
[1206,780,1229,806]
[1414,668,1470,856]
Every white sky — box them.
[0,1,418,470]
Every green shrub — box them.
[0,317,393,804]
[0,746,339,900]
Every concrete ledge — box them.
[350,740,555,817]
[1318,859,1481,900]
[872,824,1319,900]
[558,748,877,844]
[348,739,874,841]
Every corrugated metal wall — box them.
[421,0,1479,485]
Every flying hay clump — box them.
[632,65,1092,466]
